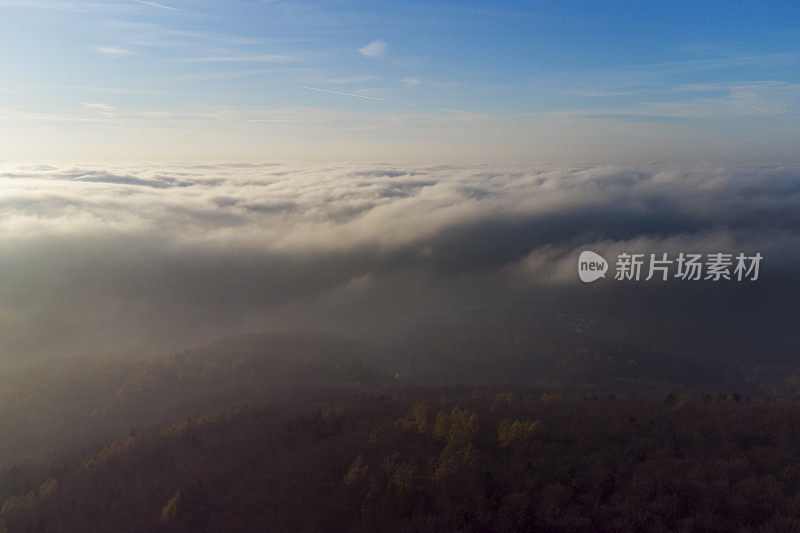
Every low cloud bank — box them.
[0,162,797,362]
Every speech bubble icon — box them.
[578,250,608,283]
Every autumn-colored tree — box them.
[434,407,478,447]
[343,455,370,488]
[497,418,541,449]
[396,403,430,434]
[161,490,181,522]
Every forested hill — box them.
[2,329,800,530]
[4,389,800,531]
[0,333,387,471]
[1,327,798,475]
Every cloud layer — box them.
[0,162,797,362]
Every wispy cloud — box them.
[168,54,302,63]
[302,86,413,106]
[0,1,103,13]
[92,46,135,57]
[80,102,116,116]
[33,84,165,95]
[170,68,321,81]
[322,75,378,84]
[638,53,799,74]
[560,81,800,121]
[403,77,421,87]
[358,40,387,58]
[133,0,184,12]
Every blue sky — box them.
[1,0,798,163]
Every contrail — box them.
[302,86,414,106]
[134,0,184,12]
